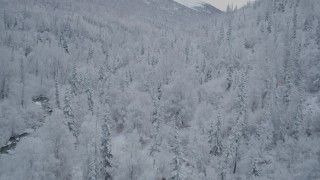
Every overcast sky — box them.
[202,0,251,11]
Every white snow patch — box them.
[35,101,42,106]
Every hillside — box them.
[0,0,320,179]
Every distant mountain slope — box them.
[172,0,203,8]
[172,0,222,14]
[88,0,222,33]
[123,0,222,17]
[195,3,222,14]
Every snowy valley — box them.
[0,0,320,179]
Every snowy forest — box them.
[0,0,320,179]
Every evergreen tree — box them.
[218,23,224,46]
[0,77,5,100]
[266,12,272,33]
[150,84,164,168]
[88,141,98,180]
[99,66,105,81]
[316,18,320,48]
[290,89,304,140]
[20,58,25,107]
[150,98,162,158]
[223,67,249,176]
[97,66,109,105]
[87,47,94,65]
[63,88,77,138]
[70,63,78,95]
[58,31,64,46]
[54,64,61,109]
[209,110,223,156]
[226,18,232,43]
[55,79,60,109]
[303,15,313,32]
[272,0,278,14]
[251,158,259,177]
[87,87,94,115]
[292,5,297,40]
[278,0,286,12]
[226,65,233,91]
[184,42,190,64]
[62,37,68,53]
[273,84,286,143]
[63,88,73,118]
[259,64,275,147]
[259,106,274,149]
[237,67,249,139]
[256,12,261,26]
[283,28,293,107]
[170,125,184,180]
[195,60,203,85]
[100,106,113,180]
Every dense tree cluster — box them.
[0,0,320,179]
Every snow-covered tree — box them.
[316,18,320,48]
[226,18,232,43]
[87,87,94,115]
[208,110,223,157]
[170,125,185,180]
[226,65,233,91]
[70,63,78,96]
[223,67,249,177]
[20,58,25,107]
[291,5,297,40]
[62,37,68,53]
[88,142,99,180]
[290,89,304,140]
[237,67,249,140]
[100,106,113,180]
[251,158,259,177]
[283,33,293,107]
[0,0,320,179]
[54,63,61,109]
[150,98,163,160]
[217,23,225,46]
[63,88,73,118]
[63,88,77,139]
[266,11,272,33]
